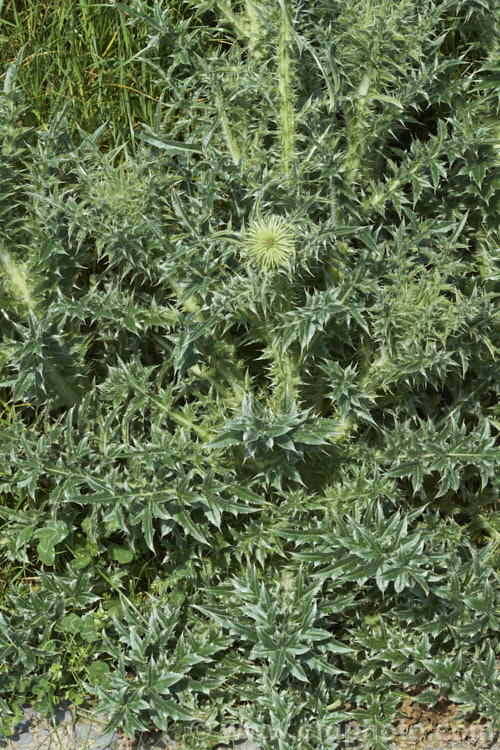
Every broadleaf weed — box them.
[0,1,499,748]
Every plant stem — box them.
[268,345,301,408]
[245,0,263,58]
[277,0,295,178]
[345,71,372,176]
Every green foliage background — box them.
[0,1,499,748]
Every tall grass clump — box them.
[0,0,187,151]
[0,1,499,748]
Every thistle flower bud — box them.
[242,214,295,271]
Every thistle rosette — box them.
[243,214,295,271]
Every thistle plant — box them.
[0,1,500,748]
